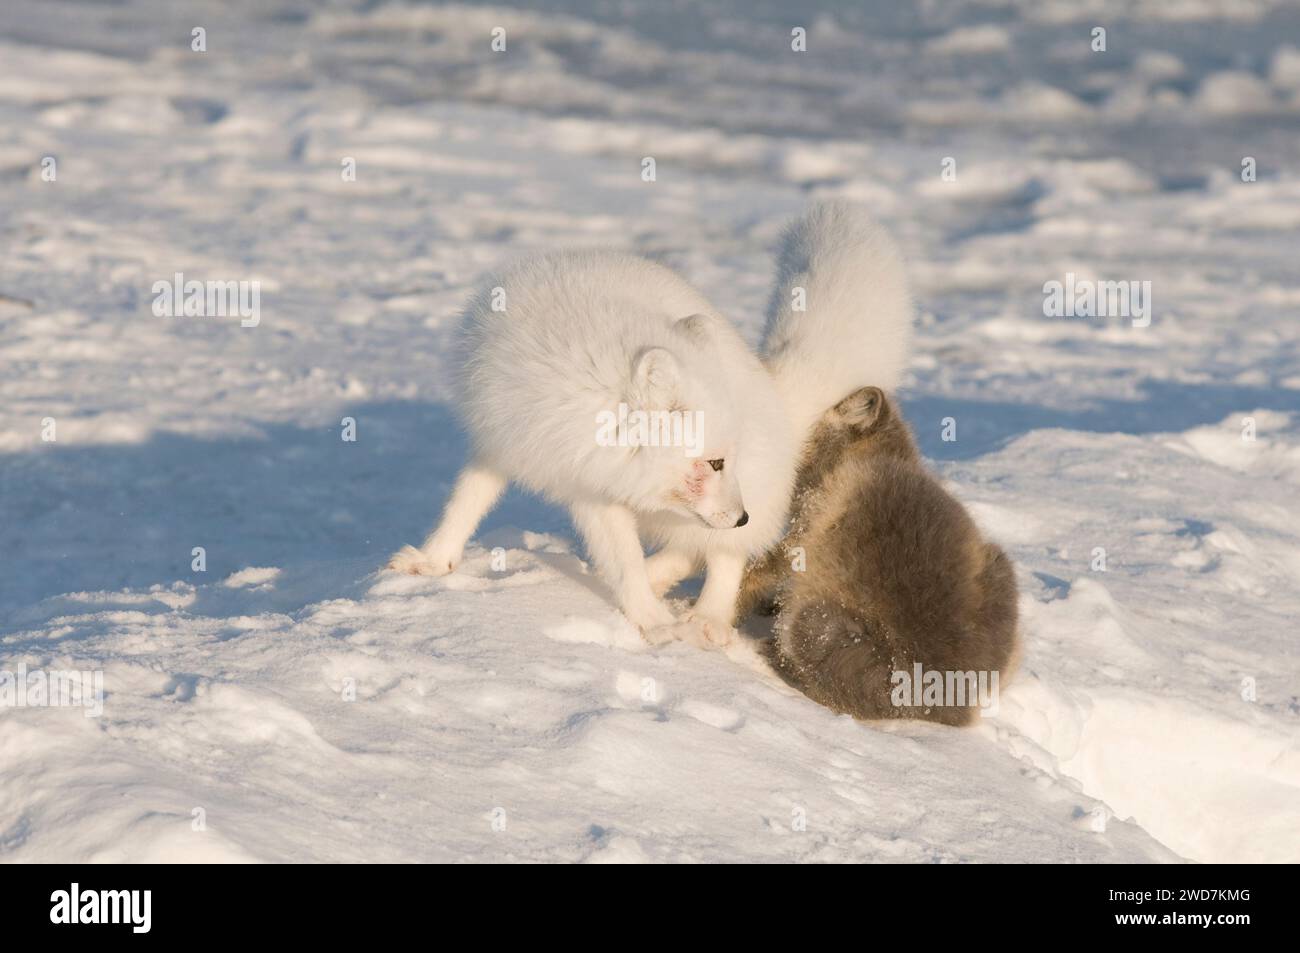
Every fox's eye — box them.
[708,459,724,472]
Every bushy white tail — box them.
[762,201,913,437]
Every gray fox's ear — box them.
[832,386,888,431]
[672,313,716,340]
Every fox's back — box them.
[834,459,982,638]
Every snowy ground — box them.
[2,0,1299,862]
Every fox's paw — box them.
[386,545,455,576]
[641,622,681,647]
[642,618,725,649]
[623,594,678,634]
[684,613,736,649]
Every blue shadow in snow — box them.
[903,378,1300,461]
[1,400,569,625]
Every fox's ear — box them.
[631,347,680,407]
[832,386,888,432]
[673,313,716,341]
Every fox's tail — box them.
[761,201,913,437]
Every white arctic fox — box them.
[388,250,793,635]
[389,203,912,642]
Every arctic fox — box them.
[737,387,1020,726]
[387,251,796,635]
[389,202,912,642]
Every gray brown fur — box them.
[738,387,1020,726]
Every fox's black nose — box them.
[735,511,749,527]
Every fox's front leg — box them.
[689,549,747,646]
[569,499,676,633]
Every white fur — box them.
[389,203,912,644]
[390,251,797,638]
[763,200,914,438]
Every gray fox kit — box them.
[739,387,1019,726]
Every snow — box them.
[2,0,1299,863]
